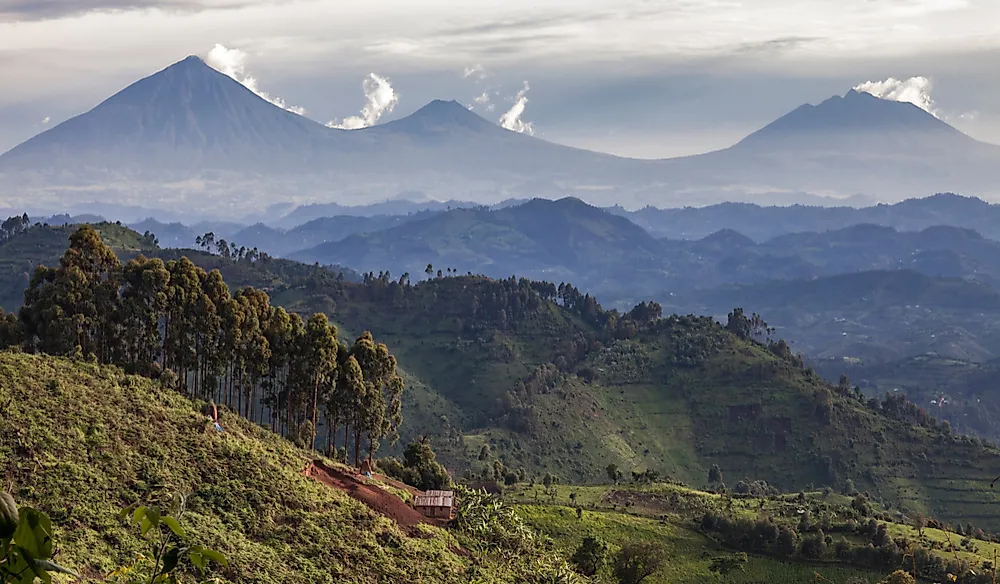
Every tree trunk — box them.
[354,428,362,467]
[311,375,319,450]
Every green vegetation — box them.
[507,479,1000,584]
[8,222,1000,531]
[10,220,1000,583]
[816,354,1000,445]
[277,273,1000,532]
[0,219,155,311]
[12,225,402,466]
[0,351,576,583]
[1,491,79,583]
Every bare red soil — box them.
[304,459,442,529]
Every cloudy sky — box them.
[1,0,999,158]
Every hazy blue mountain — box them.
[129,218,198,249]
[290,197,666,297]
[617,193,1000,241]
[0,56,344,176]
[229,215,426,256]
[2,56,999,218]
[675,270,1000,363]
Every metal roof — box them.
[414,490,454,507]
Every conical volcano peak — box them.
[177,55,208,67]
[735,85,964,150]
[376,99,499,135]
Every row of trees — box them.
[9,225,404,463]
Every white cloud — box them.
[463,63,488,79]
[854,76,938,117]
[499,81,533,135]
[205,43,306,115]
[326,73,398,130]
[472,90,495,113]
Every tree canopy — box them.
[14,226,404,463]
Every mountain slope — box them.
[290,197,666,296]
[3,57,999,216]
[736,90,974,153]
[7,223,1000,531]
[273,274,1000,529]
[0,352,487,583]
[680,270,1000,362]
[0,56,344,178]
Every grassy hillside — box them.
[682,270,1000,363]
[0,351,571,583]
[508,481,1000,584]
[261,275,1000,532]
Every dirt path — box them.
[305,460,434,528]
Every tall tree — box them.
[163,258,204,392]
[349,331,404,464]
[301,313,338,449]
[339,354,367,464]
[120,256,170,374]
[21,225,121,361]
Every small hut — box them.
[413,490,454,519]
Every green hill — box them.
[682,270,1000,363]
[0,351,577,583]
[259,275,1000,531]
[508,481,1000,584]
[7,223,1000,535]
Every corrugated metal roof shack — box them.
[413,490,454,519]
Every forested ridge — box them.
[3,225,402,464]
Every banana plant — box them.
[0,491,80,584]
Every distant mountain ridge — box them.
[2,56,999,216]
[618,193,1000,241]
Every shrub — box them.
[571,536,609,576]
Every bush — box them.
[613,542,666,584]
[378,437,451,491]
[571,536,609,576]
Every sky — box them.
[1,0,999,158]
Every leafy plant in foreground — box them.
[0,491,79,583]
[110,493,226,584]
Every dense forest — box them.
[3,225,403,464]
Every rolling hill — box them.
[0,351,579,583]
[814,353,1000,447]
[7,221,1000,534]
[2,57,999,219]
